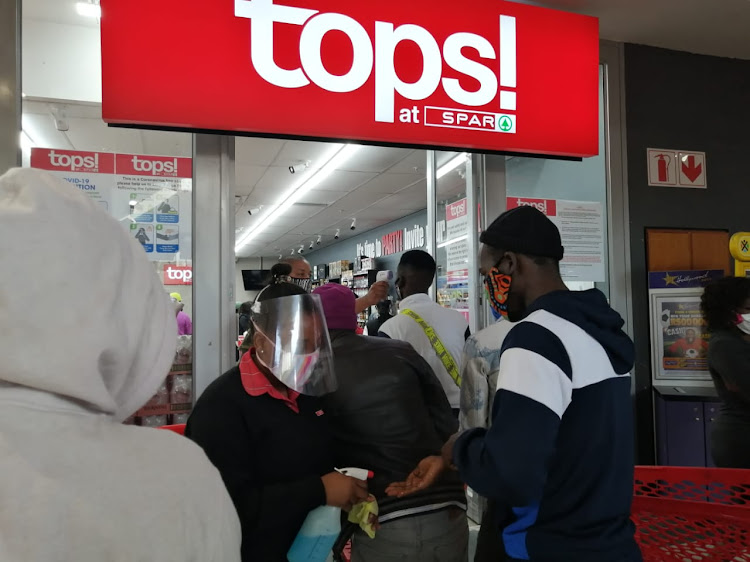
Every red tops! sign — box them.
[164,265,193,285]
[506,197,557,217]
[101,0,599,158]
[30,149,115,174]
[115,154,192,178]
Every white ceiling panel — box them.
[339,147,414,173]
[313,170,377,193]
[235,137,285,166]
[388,151,427,174]
[354,172,424,195]
[236,164,268,195]
[296,189,349,205]
[272,140,338,168]
[330,189,390,213]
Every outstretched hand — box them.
[385,456,447,498]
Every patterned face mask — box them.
[290,277,312,293]
[484,266,512,320]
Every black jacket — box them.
[323,331,466,521]
[186,367,334,562]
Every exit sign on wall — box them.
[101,0,599,158]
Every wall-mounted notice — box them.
[30,148,192,261]
[444,198,470,273]
[507,196,605,282]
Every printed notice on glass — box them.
[506,197,605,282]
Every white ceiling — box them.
[233,140,467,258]
[514,0,750,60]
[22,0,750,60]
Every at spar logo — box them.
[235,0,517,133]
[164,265,193,285]
[48,150,99,172]
[132,156,179,176]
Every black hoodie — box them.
[454,289,641,561]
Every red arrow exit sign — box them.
[647,148,707,189]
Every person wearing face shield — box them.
[387,206,640,562]
[185,263,369,561]
[0,168,241,561]
[280,256,389,314]
[701,276,750,467]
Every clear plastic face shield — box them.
[251,293,337,396]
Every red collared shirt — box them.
[239,350,300,413]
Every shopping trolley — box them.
[633,466,750,561]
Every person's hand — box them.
[321,472,369,511]
[365,281,389,306]
[441,432,460,469]
[384,456,447,498]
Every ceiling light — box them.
[235,144,361,252]
[436,152,469,179]
[76,2,101,18]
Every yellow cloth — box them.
[348,498,379,539]
[170,292,182,302]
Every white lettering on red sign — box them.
[48,150,100,172]
[447,199,467,220]
[508,197,557,216]
[131,156,179,176]
[234,0,517,127]
[164,265,193,285]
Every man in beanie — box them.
[312,283,469,561]
[388,206,640,561]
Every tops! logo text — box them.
[48,150,99,172]
[235,0,517,127]
[164,265,192,285]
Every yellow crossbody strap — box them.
[401,309,462,387]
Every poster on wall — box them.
[648,270,724,382]
[651,294,710,378]
[506,197,605,282]
[30,148,192,262]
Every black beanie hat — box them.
[480,206,564,260]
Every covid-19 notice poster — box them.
[30,148,192,261]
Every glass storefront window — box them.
[434,151,475,328]
[504,66,609,298]
[22,100,194,426]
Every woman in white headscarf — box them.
[0,168,240,561]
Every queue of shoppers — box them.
[2,167,642,562]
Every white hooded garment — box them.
[0,168,241,561]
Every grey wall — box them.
[0,0,21,174]
[305,210,427,274]
[625,44,750,463]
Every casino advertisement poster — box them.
[649,270,723,381]
[657,298,709,375]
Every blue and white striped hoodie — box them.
[454,289,641,561]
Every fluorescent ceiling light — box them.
[235,144,360,253]
[437,234,468,249]
[76,2,101,18]
[436,152,469,179]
